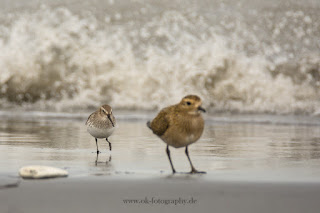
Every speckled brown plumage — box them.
[147,95,206,174]
[86,105,116,129]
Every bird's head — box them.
[178,95,206,115]
[100,104,114,126]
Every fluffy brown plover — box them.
[147,95,206,174]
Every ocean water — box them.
[0,0,319,114]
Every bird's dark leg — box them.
[166,145,176,174]
[106,138,112,151]
[95,153,99,165]
[95,138,100,154]
[107,155,112,163]
[185,146,206,174]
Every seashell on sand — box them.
[19,165,68,179]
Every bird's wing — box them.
[85,112,94,125]
[150,109,169,136]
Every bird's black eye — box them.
[186,101,191,105]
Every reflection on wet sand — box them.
[92,154,113,176]
[95,154,112,166]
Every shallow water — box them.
[1,111,320,182]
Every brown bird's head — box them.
[100,104,115,127]
[178,95,206,115]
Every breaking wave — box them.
[0,1,319,114]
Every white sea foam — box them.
[0,2,319,114]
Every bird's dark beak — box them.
[107,114,115,127]
[198,106,206,113]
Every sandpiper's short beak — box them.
[198,106,206,113]
[107,114,115,127]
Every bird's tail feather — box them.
[146,121,151,129]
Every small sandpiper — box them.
[147,95,206,174]
[86,105,116,154]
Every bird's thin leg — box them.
[95,138,100,154]
[106,138,112,151]
[95,153,99,165]
[185,146,206,174]
[166,145,176,174]
[107,155,112,163]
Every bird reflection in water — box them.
[95,153,112,166]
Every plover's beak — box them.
[198,106,206,113]
[107,114,115,127]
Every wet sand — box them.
[0,111,320,212]
[1,175,320,213]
